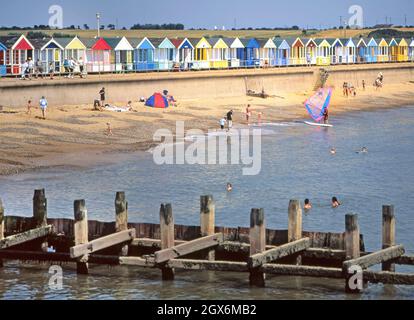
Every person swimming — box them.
[357,147,368,154]
[330,148,337,155]
[226,183,233,192]
[332,197,341,208]
[304,199,312,211]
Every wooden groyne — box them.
[1,190,414,293]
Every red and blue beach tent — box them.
[145,93,169,108]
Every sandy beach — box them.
[0,81,413,176]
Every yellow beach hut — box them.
[388,38,399,62]
[208,38,229,69]
[57,36,87,71]
[315,39,331,66]
[377,38,389,62]
[192,37,211,70]
[397,38,409,62]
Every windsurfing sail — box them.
[304,87,333,122]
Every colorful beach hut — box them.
[208,38,229,69]
[154,38,176,70]
[32,38,64,73]
[105,37,134,72]
[365,38,379,63]
[192,37,211,69]
[82,37,113,72]
[303,38,317,65]
[257,38,277,67]
[388,38,399,62]
[274,38,290,66]
[56,36,87,71]
[327,39,344,64]
[355,38,367,63]
[397,38,409,62]
[377,38,389,62]
[171,38,194,70]
[131,37,156,71]
[409,39,414,61]
[286,38,306,65]
[240,38,260,67]
[0,35,34,74]
[0,41,6,76]
[340,38,356,64]
[315,39,331,66]
[227,38,244,68]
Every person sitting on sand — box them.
[227,183,233,192]
[39,96,48,120]
[304,199,312,211]
[332,197,341,208]
[219,117,227,130]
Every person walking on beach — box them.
[99,87,106,107]
[362,80,366,91]
[27,58,34,80]
[21,60,29,80]
[26,100,33,115]
[219,117,227,130]
[246,105,252,124]
[39,96,48,120]
[35,59,44,79]
[106,122,113,136]
[226,110,234,130]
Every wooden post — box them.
[249,208,266,287]
[0,198,4,267]
[33,189,48,252]
[160,204,174,280]
[200,195,215,261]
[382,205,396,272]
[345,214,361,293]
[288,200,303,265]
[74,200,89,275]
[115,192,129,256]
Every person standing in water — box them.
[39,96,48,120]
[304,199,312,211]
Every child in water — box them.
[226,183,233,192]
[332,197,341,208]
[304,199,312,211]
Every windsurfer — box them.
[323,108,329,124]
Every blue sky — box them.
[0,0,413,29]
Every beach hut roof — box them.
[105,37,134,51]
[303,38,317,47]
[325,38,343,47]
[187,38,202,47]
[273,38,290,50]
[410,39,414,47]
[356,38,367,47]
[366,38,378,46]
[29,38,51,49]
[0,36,17,49]
[285,37,304,47]
[398,38,408,46]
[388,38,398,46]
[314,38,330,47]
[377,38,389,46]
[56,36,86,50]
[158,37,176,49]
[170,38,194,49]
[41,38,64,50]
[262,38,277,49]
[240,38,260,48]
[11,34,34,50]
[340,38,355,47]
[148,38,164,48]
[206,37,228,48]
[193,37,211,48]
[133,37,155,49]
[222,38,235,47]
[0,41,6,51]
[230,37,244,48]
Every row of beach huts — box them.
[0,34,414,76]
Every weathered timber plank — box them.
[131,238,186,248]
[0,225,53,249]
[168,259,249,272]
[0,250,120,265]
[343,245,405,270]
[70,229,136,258]
[154,233,223,264]
[249,238,310,268]
[262,264,344,279]
[364,271,414,285]
[119,256,156,268]
[395,255,414,265]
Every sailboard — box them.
[304,87,333,127]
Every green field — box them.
[1,28,413,39]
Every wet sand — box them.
[0,82,413,176]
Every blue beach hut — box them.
[0,41,6,76]
[239,38,260,67]
[132,37,156,71]
[365,38,379,63]
[356,38,367,63]
[154,38,176,70]
[273,38,290,66]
